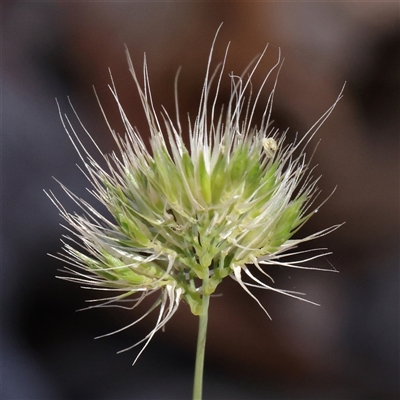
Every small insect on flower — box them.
[46,30,342,365]
[262,137,278,158]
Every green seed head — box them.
[47,34,342,362]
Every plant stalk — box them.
[192,291,210,400]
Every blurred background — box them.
[2,2,399,399]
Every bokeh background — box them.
[2,2,399,399]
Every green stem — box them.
[192,291,210,400]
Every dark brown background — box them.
[2,2,399,399]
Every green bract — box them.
[48,38,341,363]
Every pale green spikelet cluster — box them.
[47,35,341,362]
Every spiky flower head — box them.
[48,34,341,362]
